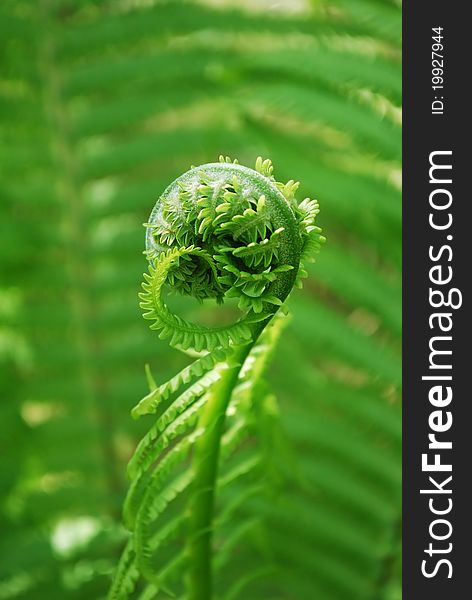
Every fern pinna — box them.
[109,156,324,599]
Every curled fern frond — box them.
[143,158,324,340]
[110,157,324,600]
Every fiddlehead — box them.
[109,156,324,599]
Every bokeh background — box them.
[0,0,401,598]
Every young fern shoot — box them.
[109,156,324,599]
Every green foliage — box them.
[143,158,322,327]
[112,157,322,597]
[0,0,401,599]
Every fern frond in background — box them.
[0,0,401,598]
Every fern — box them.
[1,1,400,598]
[110,156,324,599]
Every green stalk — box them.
[185,340,254,600]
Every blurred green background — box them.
[0,0,401,598]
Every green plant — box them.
[109,156,324,599]
[1,1,401,598]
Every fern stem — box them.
[39,0,123,520]
[185,340,255,600]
